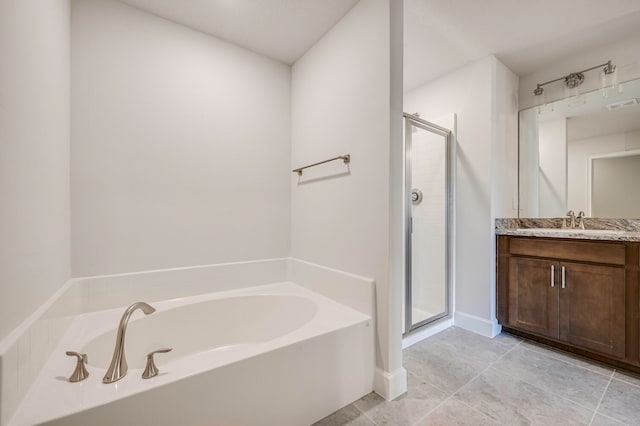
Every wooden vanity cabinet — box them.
[498,236,639,369]
[558,261,625,358]
[507,256,558,339]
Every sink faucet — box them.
[103,302,156,384]
[563,210,575,229]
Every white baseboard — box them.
[454,311,502,338]
[374,366,407,401]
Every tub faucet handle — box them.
[142,348,172,379]
[66,351,89,382]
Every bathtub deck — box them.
[9,282,373,426]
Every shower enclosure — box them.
[403,113,452,334]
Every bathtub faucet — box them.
[103,302,156,384]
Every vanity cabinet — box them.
[498,236,639,369]
[507,257,558,339]
[558,261,625,358]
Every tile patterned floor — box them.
[314,327,640,426]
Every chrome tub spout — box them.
[103,302,156,383]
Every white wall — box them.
[290,0,405,399]
[538,118,567,216]
[518,108,540,217]
[490,59,520,333]
[520,33,640,110]
[0,0,71,341]
[568,129,640,213]
[71,0,292,276]
[405,56,518,336]
[592,154,640,217]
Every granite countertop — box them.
[496,218,640,242]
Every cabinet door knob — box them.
[551,265,555,288]
[561,266,566,289]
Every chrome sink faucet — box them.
[103,302,156,384]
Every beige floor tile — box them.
[353,373,448,426]
[316,327,640,425]
[612,370,640,387]
[455,368,594,425]
[414,398,499,426]
[312,404,375,426]
[404,340,489,394]
[496,345,611,408]
[519,340,613,377]
[598,379,640,425]
[590,413,628,425]
[421,327,518,365]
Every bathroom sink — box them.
[516,228,626,235]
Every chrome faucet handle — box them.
[142,348,172,379]
[577,211,586,229]
[66,351,89,382]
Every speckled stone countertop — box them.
[496,218,640,242]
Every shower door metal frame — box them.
[403,113,452,335]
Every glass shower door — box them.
[404,113,451,333]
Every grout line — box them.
[351,396,380,426]
[595,412,628,425]
[455,398,501,424]
[486,363,602,413]
[478,341,615,411]
[487,339,524,369]
[471,340,524,379]
[409,392,456,426]
[405,368,452,397]
[609,371,640,390]
[409,339,524,425]
[588,369,615,426]
[520,342,613,378]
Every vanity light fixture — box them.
[534,60,616,96]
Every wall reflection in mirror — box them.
[519,78,640,218]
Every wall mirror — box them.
[519,77,640,218]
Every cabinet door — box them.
[559,262,625,358]
[508,257,558,339]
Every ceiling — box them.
[118,0,359,64]
[118,0,640,92]
[404,0,640,91]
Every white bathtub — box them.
[9,282,374,425]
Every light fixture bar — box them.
[534,60,615,96]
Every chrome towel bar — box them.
[292,154,350,176]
